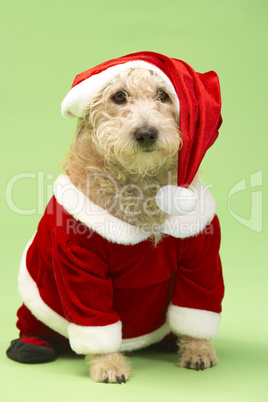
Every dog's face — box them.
[83,68,181,175]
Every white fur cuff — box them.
[68,321,122,354]
[167,304,221,340]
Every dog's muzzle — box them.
[134,127,158,150]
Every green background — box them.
[1,0,267,401]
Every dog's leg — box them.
[85,352,132,384]
[178,336,218,370]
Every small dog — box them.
[7,53,224,383]
[65,68,218,381]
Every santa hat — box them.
[61,51,222,216]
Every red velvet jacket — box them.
[18,174,224,354]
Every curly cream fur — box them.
[178,336,219,370]
[86,353,132,383]
[61,68,181,242]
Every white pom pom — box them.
[155,185,198,216]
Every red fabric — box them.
[71,51,222,187]
[172,215,223,312]
[22,196,224,340]
[17,304,70,349]
[20,337,54,349]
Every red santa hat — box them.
[61,51,222,216]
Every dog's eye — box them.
[112,91,127,104]
[158,90,169,102]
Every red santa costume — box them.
[7,51,224,362]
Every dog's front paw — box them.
[178,336,218,371]
[86,352,131,384]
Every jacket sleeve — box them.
[166,215,224,340]
[50,225,122,354]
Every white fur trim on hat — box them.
[160,176,217,236]
[167,304,221,340]
[61,61,180,119]
[155,185,198,215]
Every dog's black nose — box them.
[135,127,158,147]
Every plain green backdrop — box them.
[1,0,267,401]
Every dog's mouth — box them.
[131,145,161,154]
[139,146,159,153]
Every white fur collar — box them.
[53,174,216,245]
